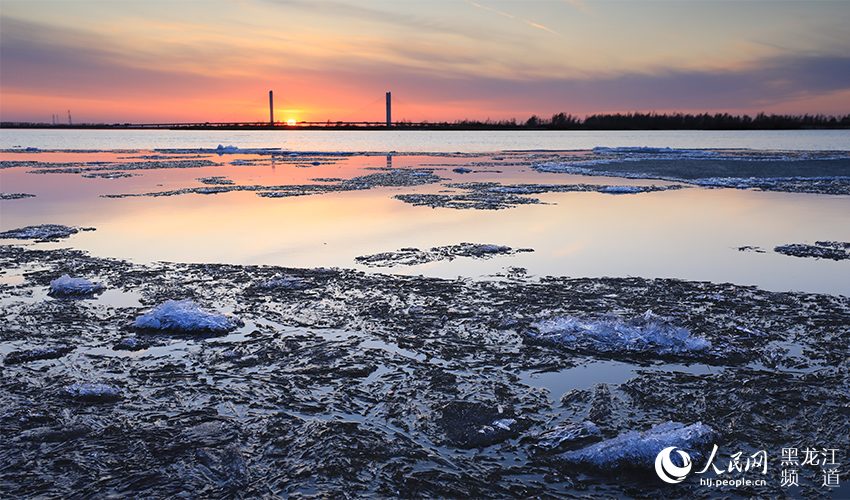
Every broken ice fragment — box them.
[64,382,122,402]
[537,421,601,452]
[774,241,850,261]
[437,401,526,448]
[529,311,710,357]
[133,299,239,334]
[4,346,74,365]
[113,336,152,351]
[49,274,105,297]
[491,418,516,431]
[558,421,714,470]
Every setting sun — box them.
[286,119,296,126]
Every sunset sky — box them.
[2,0,849,123]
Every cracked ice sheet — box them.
[0,245,848,497]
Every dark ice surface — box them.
[1,245,847,497]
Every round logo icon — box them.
[655,446,693,484]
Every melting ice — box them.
[133,299,239,334]
[530,311,711,356]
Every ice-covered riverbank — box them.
[1,245,847,497]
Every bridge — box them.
[3,90,421,129]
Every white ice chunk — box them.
[559,421,714,469]
[133,299,238,333]
[49,274,104,296]
[492,418,516,431]
[530,311,710,356]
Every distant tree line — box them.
[3,112,849,130]
[393,112,850,130]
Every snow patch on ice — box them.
[559,421,714,469]
[530,310,710,356]
[49,274,104,297]
[133,299,239,333]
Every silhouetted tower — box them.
[386,91,392,127]
[67,110,72,125]
[269,90,274,126]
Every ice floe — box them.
[0,224,94,242]
[355,242,533,267]
[597,185,645,194]
[529,311,711,356]
[395,182,684,210]
[197,176,235,185]
[591,146,720,159]
[774,241,850,261]
[737,245,766,253]
[49,274,105,297]
[20,159,219,177]
[557,421,714,470]
[534,149,850,195]
[0,193,36,200]
[133,299,240,334]
[104,168,443,199]
[81,171,136,179]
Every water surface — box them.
[2,128,849,152]
[2,148,847,295]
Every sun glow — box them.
[286,118,296,126]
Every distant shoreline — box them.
[4,112,849,131]
[4,124,850,131]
